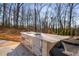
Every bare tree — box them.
[2,3,7,26]
[8,4,13,28]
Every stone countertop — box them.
[21,32,70,43]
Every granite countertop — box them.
[21,32,70,43]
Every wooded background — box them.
[0,3,79,36]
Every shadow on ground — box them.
[7,44,34,56]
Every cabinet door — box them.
[32,37,42,56]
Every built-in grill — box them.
[21,32,70,56]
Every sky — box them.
[0,3,79,26]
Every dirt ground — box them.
[0,27,34,56]
[0,27,25,42]
[0,40,34,56]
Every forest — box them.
[0,3,79,36]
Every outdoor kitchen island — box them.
[21,32,70,56]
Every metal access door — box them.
[32,37,42,56]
